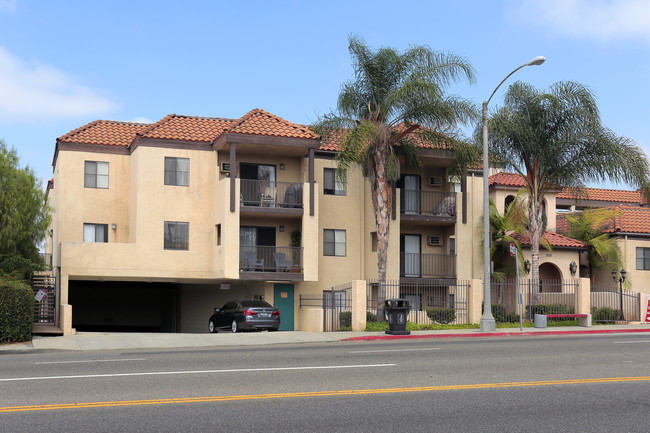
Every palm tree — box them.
[488,194,527,280]
[484,81,650,284]
[564,208,622,282]
[315,36,478,302]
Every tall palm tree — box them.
[485,81,650,284]
[564,208,622,282]
[316,36,478,301]
[488,194,528,280]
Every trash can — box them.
[384,298,411,335]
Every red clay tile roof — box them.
[58,120,151,147]
[511,231,587,249]
[227,109,319,140]
[489,172,526,187]
[556,213,569,234]
[557,187,642,204]
[139,115,234,142]
[556,205,650,236]
[58,109,318,147]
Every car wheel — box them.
[208,320,217,333]
[231,320,239,333]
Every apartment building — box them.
[47,109,484,334]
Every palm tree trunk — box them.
[372,142,391,313]
[529,198,542,292]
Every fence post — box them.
[468,279,483,324]
[351,280,367,331]
[575,278,591,316]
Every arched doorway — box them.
[539,262,562,292]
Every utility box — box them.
[534,314,547,328]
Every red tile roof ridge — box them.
[57,119,103,142]
[511,230,587,249]
[226,108,320,140]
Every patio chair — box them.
[273,252,292,272]
[244,252,264,271]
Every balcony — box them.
[240,180,304,217]
[239,245,304,281]
[400,252,456,278]
[399,190,456,223]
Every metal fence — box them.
[240,180,303,208]
[239,245,302,273]
[366,279,470,325]
[299,284,352,332]
[490,278,578,321]
[591,284,641,323]
[31,273,56,324]
[400,190,456,216]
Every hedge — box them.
[426,307,456,324]
[0,278,34,343]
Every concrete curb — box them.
[340,328,650,342]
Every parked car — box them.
[208,300,280,333]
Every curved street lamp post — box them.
[481,56,546,332]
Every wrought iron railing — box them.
[400,253,456,278]
[240,180,303,208]
[239,245,302,273]
[400,190,456,216]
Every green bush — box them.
[0,278,33,343]
[592,307,621,322]
[366,311,377,323]
[339,311,352,329]
[365,321,389,332]
[426,307,456,324]
[491,304,520,323]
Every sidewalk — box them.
[2,323,649,352]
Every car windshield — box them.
[240,300,272,308]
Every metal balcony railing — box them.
[400,190,456,216]
[240,245,303,273]
[240,180,303,208]
[400,252,456,278]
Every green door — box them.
[273,283,294,331]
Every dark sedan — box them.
[208,300,280,333]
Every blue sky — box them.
[1,0,649,190]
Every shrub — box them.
[592,307,621,322]
[339,311,352,329]
[365,321,389,332]
[366,311,377,323]
[0,278,33,343]
[426,307,456,324]
[491,304,520,323]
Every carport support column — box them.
[351,280,367,332]
[59,273,73,335]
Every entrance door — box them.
[273,284,294,331]
[401,174,421,215]
[400,234,421,278]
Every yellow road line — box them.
[2,376,649,413]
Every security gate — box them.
[31,273,56,324]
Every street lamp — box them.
[481,56,546,332]
[611,268,626,321]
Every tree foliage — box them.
[564,209,622,282]
[0,140,51,276]
[482,81,650,283]
[314,35,479,293]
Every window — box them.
[84,161,108,188]
[164,157,189,186]
[323,168,346,195]
[323,290,347,308]
[164,221,189,250]
[83,224,108,242]
[636,247,650,270]
[324,229,346,256]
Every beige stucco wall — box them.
[615,236,650,295]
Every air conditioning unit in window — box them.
[220,162,231,172]
[428,235,442,246]
[428,176,443,187]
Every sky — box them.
[1,0,649,191]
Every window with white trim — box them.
[164,157,189,186]
[84,161,109,189]
[323,168,346,195]
[164,221,189,250]
[83,223,108,243]
[323,229,346,256]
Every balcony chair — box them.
[273,252,292,272]
[244,252,264,271]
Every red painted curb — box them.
[340,328,650,342]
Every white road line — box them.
[0,364,396,382]
[350,348,441,354]
[35,358,146,365]
[612,341,650,344]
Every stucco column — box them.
[351,280,367,331]
[575,278,590,315]
[468,279,483,324]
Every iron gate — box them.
[31,273,56,324]
[591,285,641,323]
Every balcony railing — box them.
[400,252,456,278]
[400,190,456,217]
[240,245,303,273]
[240,180,303,209]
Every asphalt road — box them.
[1,334,649,432]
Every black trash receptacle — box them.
[384,298,410,335]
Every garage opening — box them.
[69,281,179,332]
